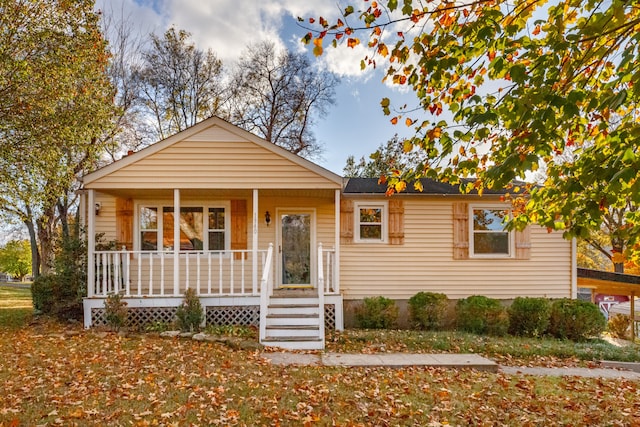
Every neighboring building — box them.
[79,116,576,349]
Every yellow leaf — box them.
[378,43,388,57]
[395,180,407,192]
[403,140,413,153]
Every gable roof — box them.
[343,177,519,195]
[82,116,342,190]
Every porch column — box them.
[87,189,95,298]
[174,189,180,295]
[334,189,340,294]
[252,189,258,294]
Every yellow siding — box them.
[340,199,572,300]
[95,192,116,243]
[88,132,339,190]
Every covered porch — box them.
[81,187,343,349]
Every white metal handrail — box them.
[317,243,326,347]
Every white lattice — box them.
[92,303,337,330]
[206,306,260,326]
[92,307,177,329]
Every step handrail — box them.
[317,243,326,349]
[259,243,274,344]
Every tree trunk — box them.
[36,205,57,275]
[24,218,40,279]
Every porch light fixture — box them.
[95,202,102,216]
[265,211,271,226]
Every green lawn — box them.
[0,284,32,328]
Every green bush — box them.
[548,299,606,341]
[355,296,398,329]
[508,297,551,337]
[408,292,448,330]
[456,295,509,336]
[175,288,204,332]
[31,273,83,320]
[31,274,57,313]
[104,293,128,332]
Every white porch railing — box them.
[321,246,338,294]
[91,249,268,297]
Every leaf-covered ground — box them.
[1,287,639,425]
[1,321,639,425]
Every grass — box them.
[0,284,33,328]
[1,293,640,425]
[325,329,640,365]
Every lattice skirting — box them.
[92,304,338,330]
[206,306,260,327]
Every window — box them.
[138,204,228,251]
[470,206,512,257]
[354,202,387,243]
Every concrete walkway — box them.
[262,352,640,379]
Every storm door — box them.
[277,211,314,288]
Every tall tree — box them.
[0,240,31,281]
[344,135,421,177]
[229,41,338,159]
[304,1,640,249]
[0,0,115,276]
[134,28,226,141]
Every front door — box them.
[277,211,314,288]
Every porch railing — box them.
[91,248,268,297]
[321,246,338,294]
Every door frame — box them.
[275,208,316,289]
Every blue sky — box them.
[97,0,426,175]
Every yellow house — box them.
[80,116,576,349]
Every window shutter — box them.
[115,198,133,250]
[453,202,469,259]
[515,227,531,260]
[388,199,404,245]
[340,199,353,244]
[231,199,247,260]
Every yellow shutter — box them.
[388,199,404,245]
[515,227,531,260]
[115,198,133,250]
[231,200,247,259]
[453,202,469,259]
[340,199,353,244]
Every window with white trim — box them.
[354,202,387,243]
[470,206,512,257]
[138,204,229,251]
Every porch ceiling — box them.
[577,268,640,296]
[91,188,337,200]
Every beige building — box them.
[80,116,576,349]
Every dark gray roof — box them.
[577,268,640,285]
[343,177,519,195]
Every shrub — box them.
[548,299,606,341]
[104,293,128,332]
[175,288,204,332]
[355,296,398,329]
[408,292,448,330]
[508,297,551,337]
[31,274,57,313]
[456,295,509,336]
[608,313,631,340]
[31,273,83,320]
